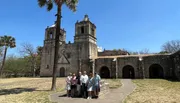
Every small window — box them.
[67,53,71,58]
[50,32,53,39]
[92,28,94,35]
[81,26,84,34]
[46,65,49,69]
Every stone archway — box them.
[100,66,110,78]
[149,64,164,78]
[59,67,65,77]
[122,65,135,79]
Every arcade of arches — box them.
[99,64,164,79]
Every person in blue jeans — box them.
[93,72,101,98]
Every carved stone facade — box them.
[40,15,180,80]
[40,15,97,77]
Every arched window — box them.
[46,65,49,69]
[67,53,71,58]
[91,28,95,36]
[81,26,84,34]
[49,32,53,39]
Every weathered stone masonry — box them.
[40,15,180,80]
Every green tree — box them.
[0,47,2,56]
[38,0,78,90]
[36,46,43,76]
[0,35,16,77]
[4,56,30,77]
[19,43,38,77]
[158,51,169,54]
[0,47,3,66]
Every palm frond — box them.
[54,0,63,7]
[46,0,53,11]
[0,35,16,48]
[64,0,78,12]
[38,0,47,7]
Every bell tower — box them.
[74,15,97,59]
[40,23,66,76]
[74,15,96,44]
[74,15,98,73]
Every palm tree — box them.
[0,35,16,77]
[38,0,78,90]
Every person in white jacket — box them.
[80,71,89,98]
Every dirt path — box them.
[49,79,136,103]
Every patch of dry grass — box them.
[124,79,180,103]
[0,78,39,84]
[104,79,122,89]
[0,78,66,103]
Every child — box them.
[87,73,94,99]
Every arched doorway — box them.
[59,67,65,77]
[100,66,110,78]
[122,65,135,79]
[149,64,164,78]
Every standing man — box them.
[93,72,101,98]
[81,71,89,98]
[76,72,82,97]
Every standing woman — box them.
[71,73,77,97]
[87,73,94,99]
[66,73,72,97]
[93,72,101,98]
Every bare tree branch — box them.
[19,42,37,77]
[139,48,150,54]
[162,40,180,53]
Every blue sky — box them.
[1,0,180,55]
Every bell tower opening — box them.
[81,26,84,34]
[49,32,53,39]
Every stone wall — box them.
[117,57,139,78]
[95,58,115,78]
[95,54,175,79]
[171,50,180,80]
[98,50,128,56]
[143,55,171,78]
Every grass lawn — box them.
[104,79,122,89]
[0,78,66,103]
[124,79,180,103]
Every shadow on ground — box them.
[58,94,85,98]
[59,94,67,97]
[0,88,37,95]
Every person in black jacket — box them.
[76,72,82,97]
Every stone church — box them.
[40,15,180,80]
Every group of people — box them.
[66,71,101,99]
